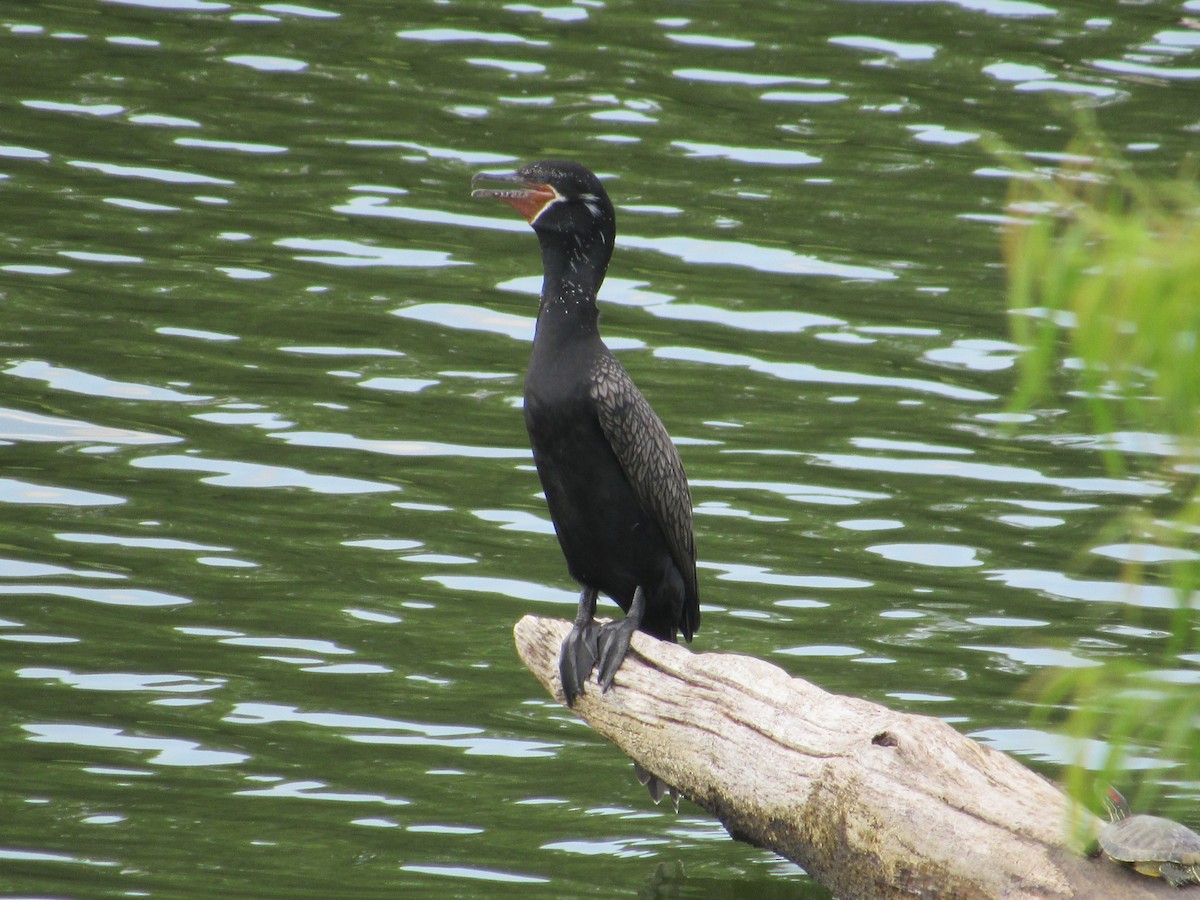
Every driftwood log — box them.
[514,615,1179,899]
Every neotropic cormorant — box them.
[472,160,700,710]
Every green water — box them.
[2,0,1197,896]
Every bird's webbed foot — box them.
[596,586,646,692]
[559,620,599,707]
[559,587,600,706]
[596,618,637,692]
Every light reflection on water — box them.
[2,0,1198,897]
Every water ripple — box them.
[0,847,117,868]
[472,509,555,534]
[131,454,399,494]
[673,68,829,86]
[227,702,482,736]
[1092,543,1200,564]
[236,779,408,804]
[867,543,984,568]
[947,0,1056,16]
[971,728,1160,769]
[279,237,468,269]
[671,141,821,166]
[0,406,179,445]
[988,568,1192,609]
[396,302,532,341]
[0,144,51,159]
[650,303,843,332]
[397,28,547,46]
[693,477,886,505]
[68,159,233,185]
[1092,58,1200,81]
[425,575,576,606]
[507,3,588,22]
[23,100,124,117]
[18,668,224,693]
[0,584,190,606]
[660,346,992,401]
[270,430,529,460]
[6,360,211,402]
[829,35,937,61]
[704,561,872,590]
[0,558,119,579]
[468,58,546,75]
[620,235,892,280]
[352,732,558,759]
[175,137,288,154]
[220,636,355,655]
[399,865,548,885]
[666,33,754,49]
[0,478,124,506]
[761,91,849,104]
[262,3,338,17]
[811,451,1166,495]
[224,54,308,72]
[24,723,246,766]
[101,0,230,9]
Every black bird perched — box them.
[472,160,700,709]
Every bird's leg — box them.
[596,585,645,692]
[559,587,599,706]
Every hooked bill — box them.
[471,171,560,224]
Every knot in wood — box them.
[872,730,899,748]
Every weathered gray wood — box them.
[514,615,1178,898]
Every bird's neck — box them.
[533,229,611,339]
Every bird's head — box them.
[471,160,615,239]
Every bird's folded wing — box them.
[590,353,698,616]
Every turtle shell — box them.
[1099,789,1200,886]
[1101,814,1200,865]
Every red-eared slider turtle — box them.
[1099,787,1200,887]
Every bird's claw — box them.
[635,762,681,811]
[559,622,599,706]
